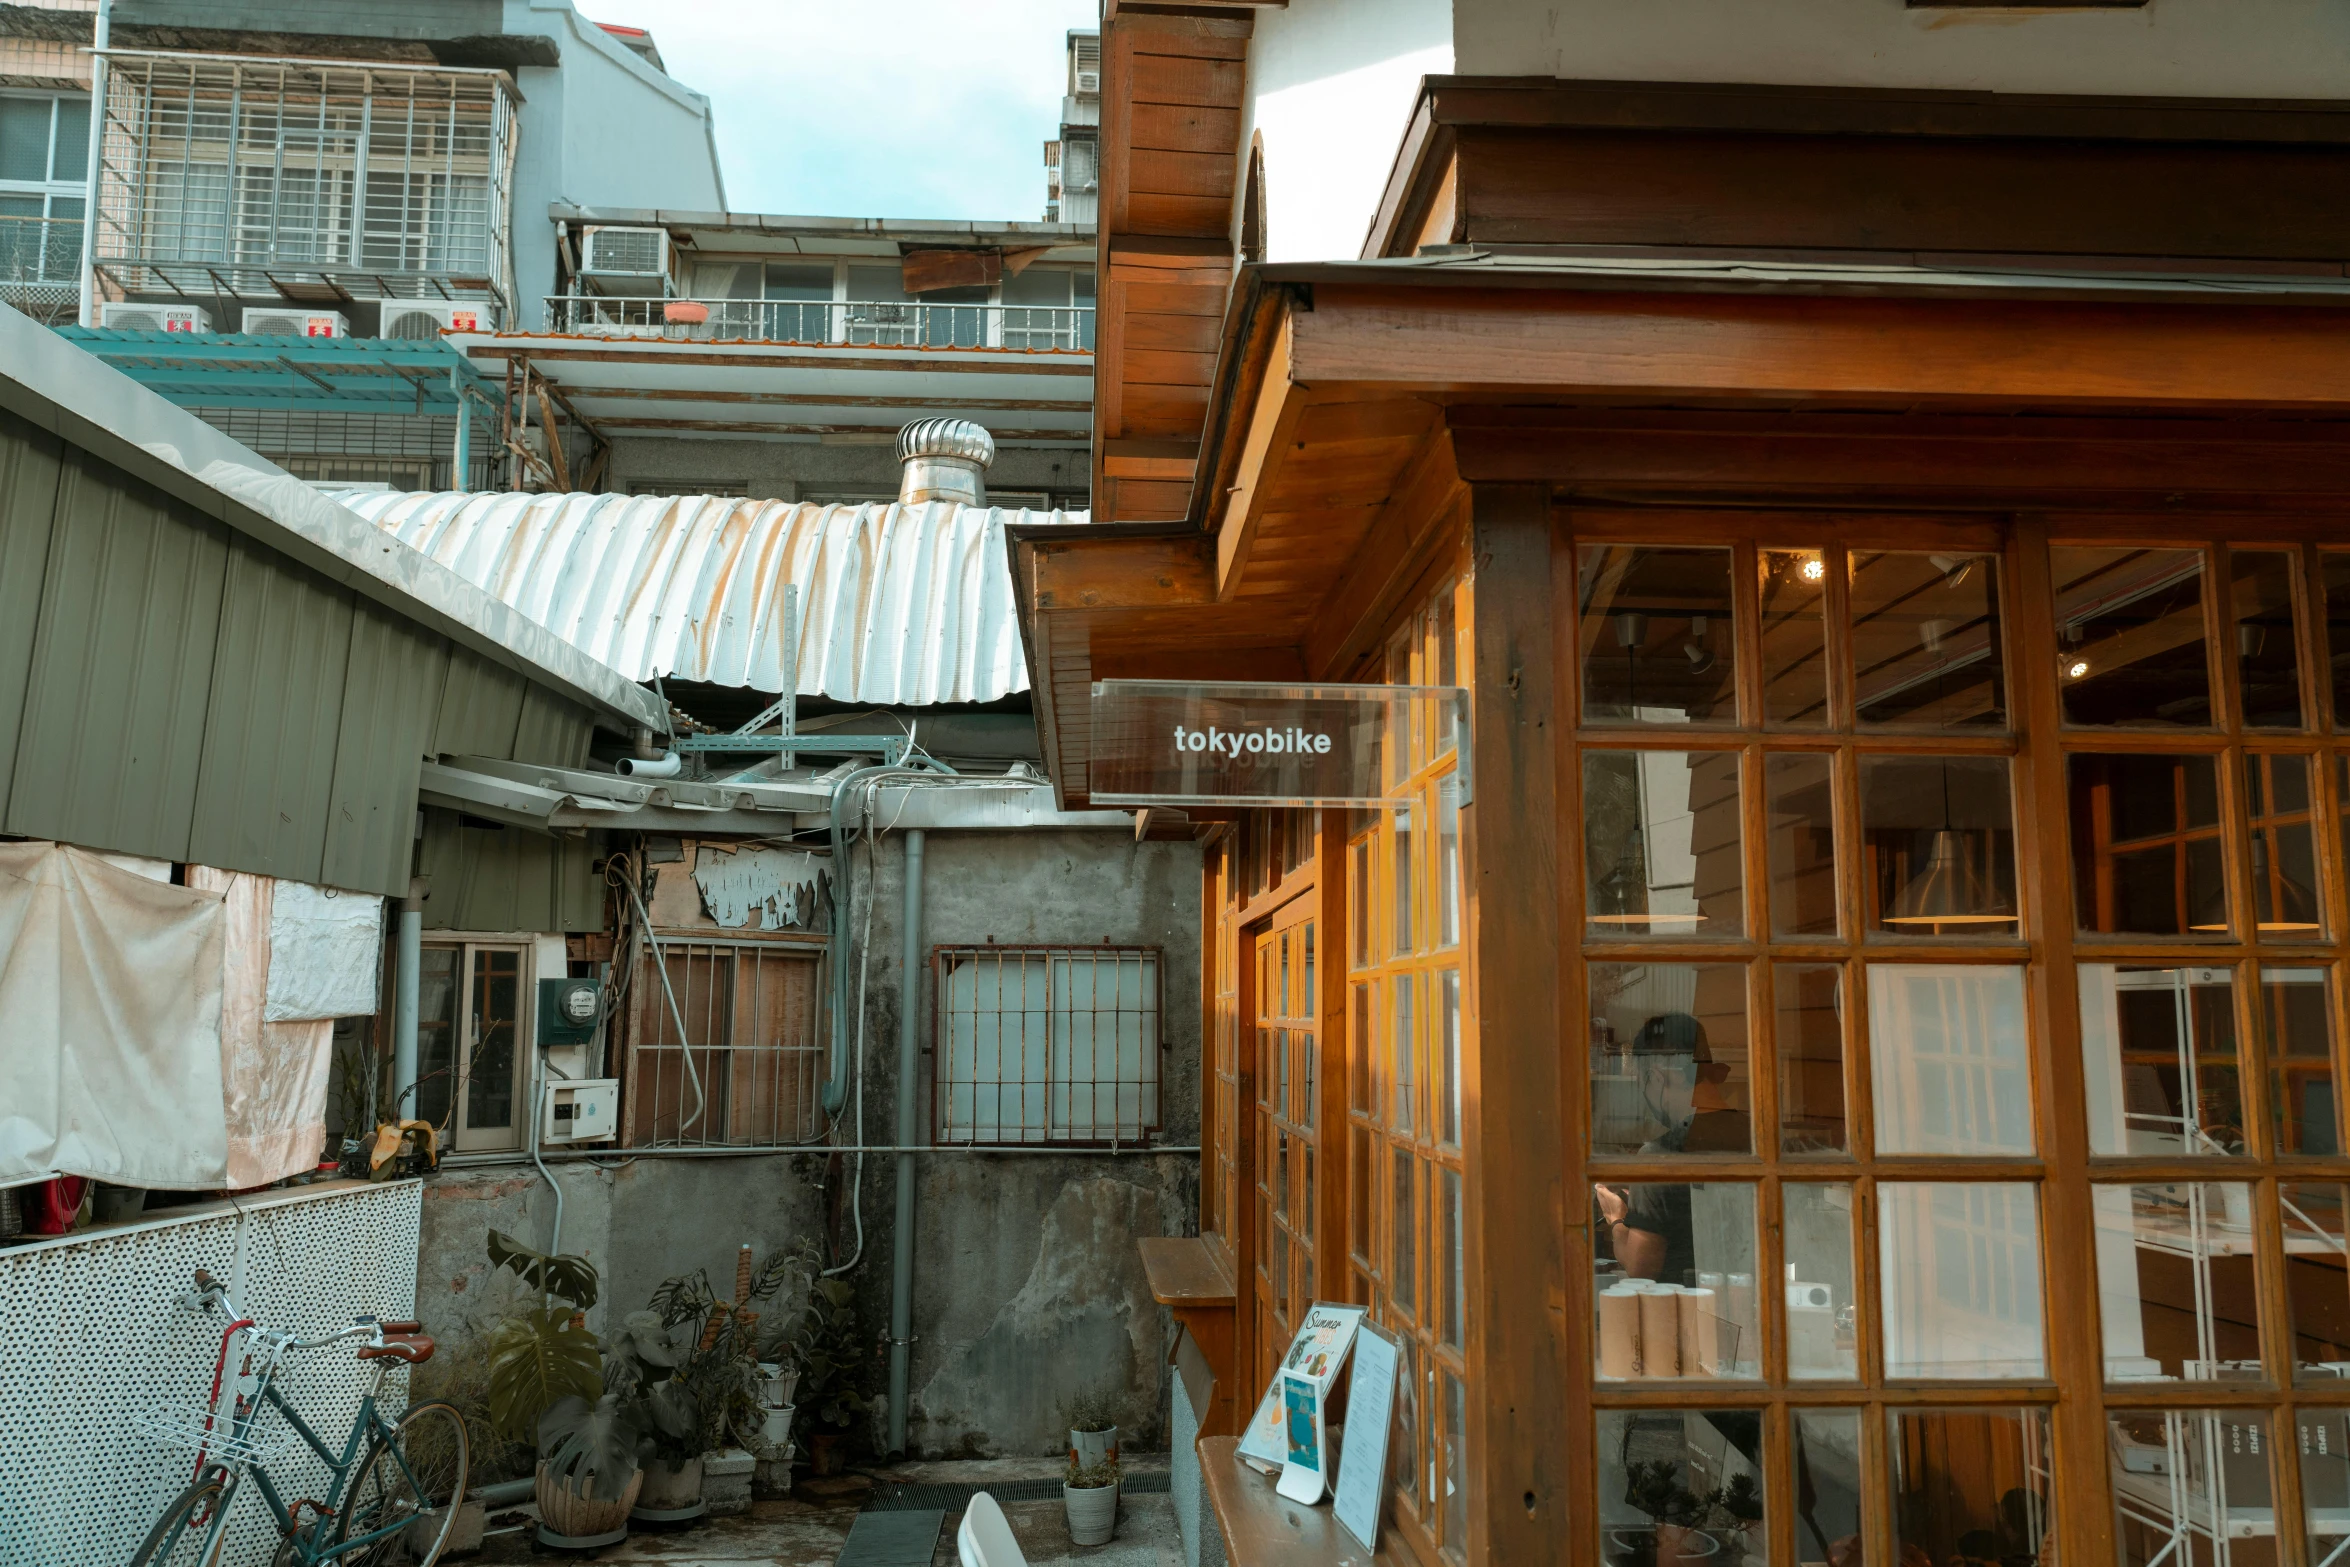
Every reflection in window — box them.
[1589,963,1750,1157]
[1794,1411,1864,1567]
[1578,545,1737,724]
[1759,548,1830,725]
[2284,1183,2350,1383]
[2232,549,2306,729]
[1766,751,1839,938]
[1786,1184,1858,1380]
[2320,550,2350,728]
[1860,755,2018,935]
[2246,754,2324,936]
[2093,1183,2262,1383]
[1879,1183,2046,1378]
[2053,546,2213,727]
[2078,965,2245,1157]
[2109,1410,2275,1567]
[2266,968,2338,1157]
[1868,965,2034,1156]
[1597,1410,1766,1567]
[1890,1408,2052,1566]
[1595,1184,1759,1379]
[2067,753,2226,937]
[1584,750,1745,937]
[1776,963,1848,1156]
[467,947,521,1133]
[412,946,459,1131]
[1851,550,2006,728]
[2301,1410,2350,1562]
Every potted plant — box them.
[778,1265,869,1476]
[477,1230,642,1543]
[1064,1452,1120,1546]
[606,1311,705,1520]
[1064,1388,1121,1473]
[1610,1463,1761,1567]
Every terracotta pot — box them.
[807,1430,845,1476]
[663,300,710,326]
[534,1460,643,1540]
[1064,1479,1117,1546]
[636,1456,703,1510]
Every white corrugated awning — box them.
[340,491,1079,707]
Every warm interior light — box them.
[2065,659,2092,680]
[1586,913,1706,925]
[1800,556,1826,582]
[1887,827,2017,927]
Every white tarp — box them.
[0,843,229,1188]
[265,882,384,1021]
[190,869,339,1189]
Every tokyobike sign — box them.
[1089,680,1468,807]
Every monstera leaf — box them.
[611,1310,689,1372]
[487,1229,600,1309]
[539,1393,647,1502]
[485,1306,603,1442]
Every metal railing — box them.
[547,294,1095,352]
[0,215,83,322]
[625,939,827,1149]
[933,946,1161,1146]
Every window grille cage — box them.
[625,938,826,1149]
[91,51,513,313]
[933,946,1162,1145]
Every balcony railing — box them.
[547,295,1096,353]
[0,215,84,323]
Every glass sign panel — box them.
[1089,680,1467,807]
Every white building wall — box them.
[1240,0,1452,264]
[1454,0,2350,99]
[504,0,726,330]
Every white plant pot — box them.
[758,1362,800,1409]
[1069,1423,1119,1470]
[1064,1480,1118,1546]
[761,1402,797,1448]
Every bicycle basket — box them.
[133,1401,298,1465]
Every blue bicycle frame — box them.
[176,1361,421,1566]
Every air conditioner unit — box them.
[243,307,348,338]
[580,225,670,287]
[1075,69,1099,93]
[102,302,210,333]
[542,1078,619,1144]
[378,300,486,340]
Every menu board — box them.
[1235,1301,1367,1470]
[1332,1321,1402,1551]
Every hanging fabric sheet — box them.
[189,868,338,1188]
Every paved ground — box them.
[474,1457,1181,1567]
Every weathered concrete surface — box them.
[412,825,1202,1459]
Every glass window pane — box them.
[1392,1148,1418,1318]
[1441,1369,1467,1555]
[1868,965,2035,1156]
[1851,550,2006,729]
[1878,1182,2046,1378]
[2232,549,2307,729]
[1861,756,2019,936]
[1437,774,1462,948]
[2302,1411,2350,1563]
[1396,1337,1422,1507]
[1767,751,1840,938]
[2285,1182,2350,1383]
[1578,544,1738,724]
[1584,750,1746,938]
[49,99,86,184]
[1438,970,1461,1148]
[1786,1183,1859,1380]
[1777,963,1849,1156]
[1351,982,1374,1118]
[1350,1124,1370,1263]
[1392,974,1418,1136]
[467,948,521,1133]
[2079,966,2246,1158]
[1594,1182,1760,1378]
[2110,1410,2276,1567]
[2266,967,2339,1157]
[2093,1183,2263,1383]
[1888,1408,2053,1565]
[2054,546,2214,727]
[1435,582,1460,756]
[1394,803,1417,955]
[1442,1167,1464,1351]
[1351,835,1372,969]
[1596,1410,1767,1566]
[1761,548,1831,726]
[2320,550,2350,727]
[1590,963,1752,1157]
[412,945,460,1130]
[0,98,48,183]
[2068,753,2227,938]
[1793,1410,1865,1567]
[2247,754,2325,938]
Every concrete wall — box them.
[609,436,1093,506]
[414,823,1202,1459]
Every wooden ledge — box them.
[1139,1234,1238,1306]
[1199,1435,1409,1567]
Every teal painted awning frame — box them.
[50,327,499,418]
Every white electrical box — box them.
[542,1079,619,1144]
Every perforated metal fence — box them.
[932,946,1162,1146]
[0,1180,422,1567]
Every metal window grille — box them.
[933,946,1162,1146]
[545,294,1094,352]
[625,939,826,1149]
[92,50,513,312]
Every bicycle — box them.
[127,1268,471,1567]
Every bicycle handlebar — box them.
[187,1269,398,1354]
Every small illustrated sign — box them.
[1089,680,1467,808]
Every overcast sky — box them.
[592,0,1100,221]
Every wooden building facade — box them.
[1011,15,2350,1566]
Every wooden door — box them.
[1250,890,1322,1393]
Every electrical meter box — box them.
[542,1079,618,1144]
[538,977,601,1048]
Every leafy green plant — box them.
[1066,1456,1120,1491]
[1622,1462,1764,1533]
[1062,1389,1120,1436]
[481,1230,604,1443]
[412,1327,532,1483]
[789,1273,871,1436]
[538,1393,646,1503]
[605,1311,704,1463]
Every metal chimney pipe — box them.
[896,418,995,506]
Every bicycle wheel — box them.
[334,1401,470,1567]
[128,1470,233,1566]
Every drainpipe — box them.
[886,828,925,1456]
[76,0,108,329]
[451,376,472,492]
[391,881,423,1119]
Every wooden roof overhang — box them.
[1015,261,2350,807]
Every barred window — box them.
[934,947,1161,1145]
